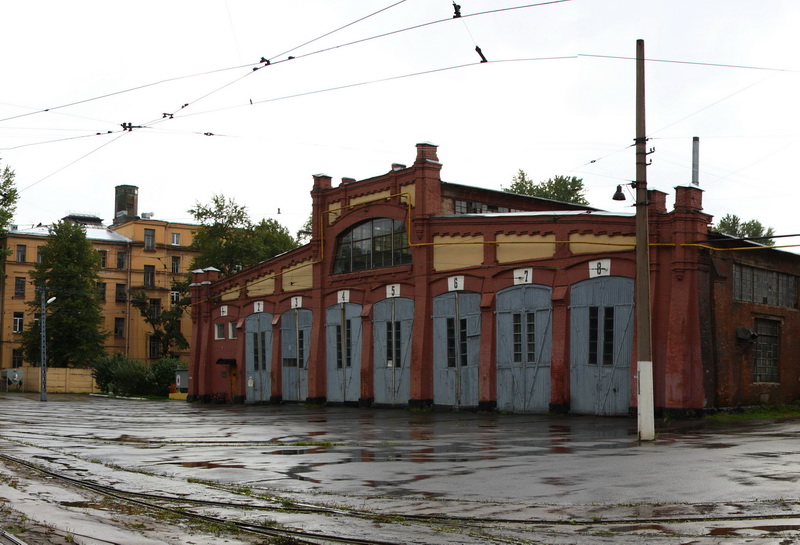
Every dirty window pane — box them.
[754,319,779,383]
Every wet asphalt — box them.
[2,393,799,505]
[2,393,800,543]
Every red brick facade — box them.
[188,143,800,414]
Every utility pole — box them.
[635,39,655,441]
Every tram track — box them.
[5,449,800,541]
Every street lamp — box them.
[40,291,56,402]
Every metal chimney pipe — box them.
[692,136,700,186]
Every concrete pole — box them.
[40,287,47,402]
[635,39,655,441]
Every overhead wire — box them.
[178,56,577,119]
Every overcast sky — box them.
[2,0,799,247]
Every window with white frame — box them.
[228,321,238,339]
[215,323,225,339]
[171,232,181,246]
[12,312,23,333]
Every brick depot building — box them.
[188,143,800,415]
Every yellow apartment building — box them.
[0,185,199,369]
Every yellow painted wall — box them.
[247,276,275,297]
[569,233,636,254]
[433,235,484,271]
[327,200,342,224]
[282,260,314,291]
[496,233,557,263]
[349,190,392,208]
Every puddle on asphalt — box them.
[60,501,107,509]
[710,525,800,536]
[179,461,245,469]
[606,524,676,535]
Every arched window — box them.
[333,218,412,274]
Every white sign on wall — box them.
[589,258,611,278]
[338,290,350,303]
[513,267,533,285]
[219,305,228,317]
[253,301,264,313]
[448,276,465,291]
[291,296,303,309]
[386,284,401,298]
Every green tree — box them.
[188,195,298,276]
[0,162,19,242]
[714,213,775,246]
[21,220,108,367]
[297,213,313,244]
[130,280,191,359]
[504,170,589,205]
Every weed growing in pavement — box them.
[707,403,800,421]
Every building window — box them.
[143,265,155,288]
[215,323,225,339]
[115,284,127,303]
[171,232,181,246]
[170,291,180,306]
[114,317,125,338]
[14,277,25,298]
[228,321,237,340]
[150,298,161,320]
[144,228,155,251]
[754,318,780,383]
[96,282,106,302]
[733,264,797,308]
[11,349,23,368]
[588,306,615,365]
[117,251,127,270]
[148,336,162,359]
[171,255,181,273]
[36,247,42,264]
[98,250,108,268]
[336,321,352,369]
[12,312,23,333]
[446,317,468,368]
[16,245,26,263]
[385,321,401,368]
[333,218,412,274]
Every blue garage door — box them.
[245,312,272,403]
[433,292,480,409]
[281,308,311,402]
[496,285,552,413]
[373,297,413,405]
[570,277,633,415]
[325,303,362,403]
